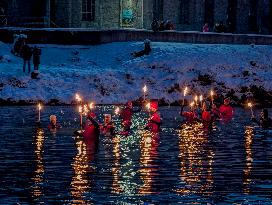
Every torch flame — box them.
[143,85,147,93]
[210,90,214,96]
[75,93,82,102]
[200,95,203,102]
[83,104,88,115]
[183,87,188,97]
[190,101,195,107]
[194,95,198,102]
[146,102,151,110]
[248,102,253,108]
[78,105,83,113]
[89,102,94,110]
[38,103,42,110]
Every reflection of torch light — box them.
[115,107,120,115]
[38,103,42,122]
[183,87,188,105]
[247,102,254,117]
[143,85,147,101]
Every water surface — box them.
[0,106,272,204]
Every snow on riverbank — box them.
[1,41,272,105]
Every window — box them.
[82,0,95,21]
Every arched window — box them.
[82,0,95,21]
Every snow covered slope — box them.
[1,41,272,104]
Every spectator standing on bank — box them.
[202,23,209,32]
[33,46,41,71]
[22,44,32,73]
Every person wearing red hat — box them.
[218,97,234,122]
[83,112,100,141]
[120,101,141,135]
[180,104,198,123]
[83,112,100,157]
[201,102,213,130]
[145,101,161,133]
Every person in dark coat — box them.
[33,46,41,71]
[164,20,175,30]
[151,19,159,32]
[132,39,152,58]
[22,44,32,73]
[31,46,41,79]
[158,21,165,31]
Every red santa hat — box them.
[150,101,158,110]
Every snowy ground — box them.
[1,41,272,105]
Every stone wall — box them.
[3,0,272,34]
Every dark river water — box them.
[0,106,272,205]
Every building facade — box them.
[1,0,272,34]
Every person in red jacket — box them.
[120,101,141,135]
[83,112,100,154]
[201,102,213,130]
[120,101,133,134]
[219,97,234,122]
[83,112,100,140]
[145,101,161,133]
[180,104,198,122]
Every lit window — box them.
[82,0,95,21]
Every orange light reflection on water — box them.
[70,136,93,205]
[138,130,159,195]
[32,128,45,199]
[243,126,254,194]
[175,122,214,195]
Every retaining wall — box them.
[0,28,272,45]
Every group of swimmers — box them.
[46,96,272,142]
